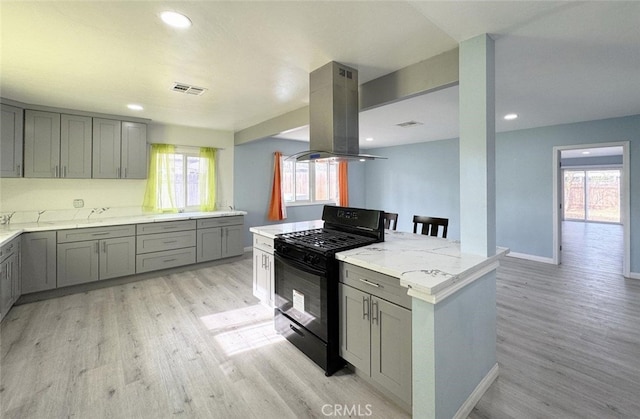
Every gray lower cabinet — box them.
[57,225,136,287]
[1,237,21,321]
[1,104,24,178]
[339,263,412,408]
[196,216,244,262]
[21,231,57,293]
[136,221,196,273]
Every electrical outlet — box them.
[73,199,84,208]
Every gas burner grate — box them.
[279,228,376,252]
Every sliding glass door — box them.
[563,169,621,223]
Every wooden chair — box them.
[412,215,449,238]
[383,212,398,230]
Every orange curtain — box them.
[338,161,349,207]
[267,152,287,221]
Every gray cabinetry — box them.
[24,110,92,179]
[121,122,147,179]
[339,263,412,408]
[60,114,92,178]
[136,221,196,273]
[1,104,24,177]
[21,231,57,293]
[196,216,244,262]
[1,237,21,321]
[93,119,147,179]
[92,118,121,179]
[57,225,135,287]
[24,110,61,178]
[252,233,274,306]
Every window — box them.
[143,145,216,213]
[563,168,620,223]
[282,157,339,205]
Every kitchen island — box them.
[251,221,508,419]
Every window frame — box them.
[159,147,206,212]
[282,156,339,207]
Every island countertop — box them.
[335,230,509,304]
[249,220,324,239]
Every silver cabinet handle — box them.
[91,232,110,236]
[359,278,381,288]
[163,240,178,244]
[124,167,127,178]
[95,242,100,253]
[163,258,177,263]
[372,300,379,325]
[64,166,67,178]
[102,241,106,253]
[363,295,369,320]
[16,164,21,176]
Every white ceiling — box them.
[2,2,639,149]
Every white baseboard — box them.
[453,363,499,419]
[506,252,555,264]
[627,271,640,280]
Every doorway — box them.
[552,143,630,276]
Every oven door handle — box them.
[275,252,326,277]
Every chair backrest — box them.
[383,212,398,230]
[412,215,449,238]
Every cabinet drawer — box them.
[57,225,136,243]
[197,216,243,229]
[136,220,196,235]
[340,263,411,310]
[253,234,274,254]
[136,247,196,273]
[136,230,196,254]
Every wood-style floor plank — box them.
[2,221,638,418]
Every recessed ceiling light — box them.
[359,159,366,162]
[365,137,374,142]
[504,113,518,120]
[582,151,591,155]
[127,104,143,111]
[161,11,192,28]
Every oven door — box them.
[274,252,328,342]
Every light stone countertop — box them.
[249,222,508,304]
[336,230,509,304]
[0,210,247,247]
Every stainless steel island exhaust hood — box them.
[293,61,383,162]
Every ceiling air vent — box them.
[171,82,207,96]
[396,120,424,128]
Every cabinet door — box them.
[21,232,57,293]
[60,114,92,178]
[339,283,371,374]
[9,250,21,304]
[371,297,412,406]
[196,228,222,262]
[24,110,61,178]
[221,225,243,258]
[92,118,121,179]
[57,241,99,287]
[0,259,12,319]
[253,248,269,302]
[100,236,135,280]
[1,104,24,178]
[121,122,147,179]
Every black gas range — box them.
[273,206,384,376]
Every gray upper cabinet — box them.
[93,119,147,179]
[92,118,121,179]
[121,122,147,179]
[24,110,61,178]
[1,104,24,178]
[60,114,92,178]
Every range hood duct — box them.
[294,61,383,162]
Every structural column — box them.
[459,34,496,257]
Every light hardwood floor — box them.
[2,222,639,418]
